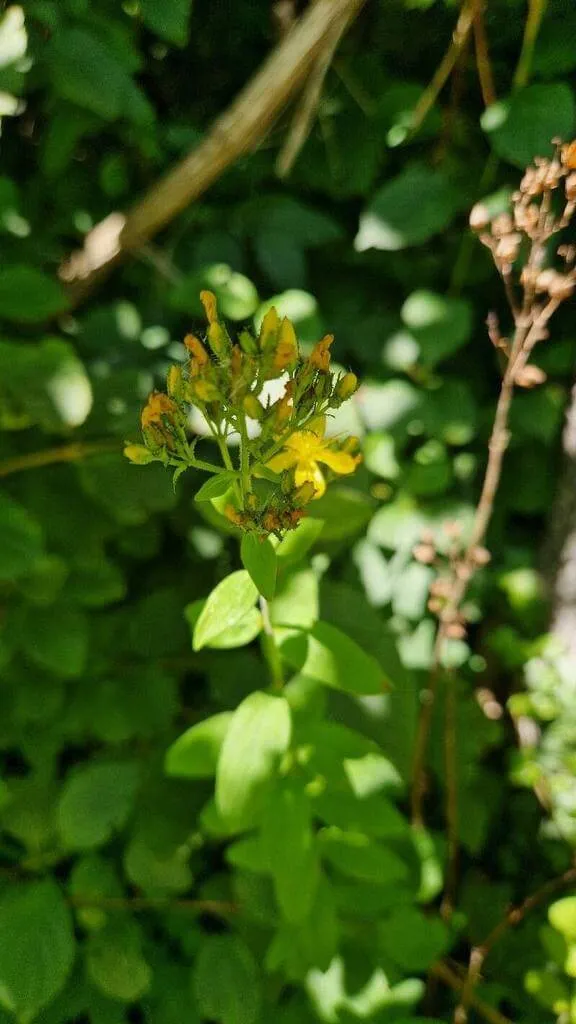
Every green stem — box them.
[188,456,226,474]
[513,0,548,91]
[238,413,252,501]
[259,596,284,690]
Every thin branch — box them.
[276,11,346,178]
[432,960,513,1024]
[472,0,497,107]
[70,894,237,915]
[259,595,285,690]
[59,0,366,308]
[0,440,118,479]
[441,673,459,921]
[407,0,475,139]
[513,0,549,91]
[454,865,576,1023]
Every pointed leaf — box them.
[279,621,386,695]
[193,570,258,650]
[194,471,238,502]
[193,935,261,1024]
[241,533,277,600]
[261,781,319,923]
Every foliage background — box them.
[1,0,576,1021]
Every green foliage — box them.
[1,1,575,1021]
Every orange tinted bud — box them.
[273,317,299,371]
[561,141,576,170]
[230,345,242,378]
[200,289,218,324]
[185,335,209,370]
[141,392,178,429]
[224,504,243,526]
[310,334,334,372]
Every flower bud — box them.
[239,330,258,354]
[259,307,280,351]
[566,172,576,201]
[469,203,491,231]
[293,481,316,506]
[334,372,358,403]
[413,543,435,565]
[224,504,243,526]
[124,444,155,465]
[185,335,209,374]
[561,141,576,170]
[309,334,334,372]
[514,364,547,388]
[167,364,184,398]
[190,378,220,402]
[445,621,467,640]
[243,394,264,421]
[200,289,218,324]
[207,321,230,357]
[273,317,299,371]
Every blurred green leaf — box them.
[355,164,458,251]
[0,266,67,322]
[216,691,292,830]
[192,935,261,1024]
[241,533,277,600]
[58,762,140,849]
[193,571,258,650]
[0,881,75,1023]
[165,712,233,778]
[482,84,576,167]
[140,0,194,46]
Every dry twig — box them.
[59,0,366,308]
[411,145,576,907]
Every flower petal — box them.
[316,448,359,475]
[295,459,326,498]
[267,450,298,473]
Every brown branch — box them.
[0,440,119,478]
[69,894,237,915]
[472,0,496,107]
[432,960,513,1024]
[454,865,576,1023]
[59,0,366,308]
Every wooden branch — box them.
[59,0,366,308]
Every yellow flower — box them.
[267,417,361,498]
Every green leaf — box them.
[278,622,386,695]
[549,897,576,941]
[0,338,93,430]
[49,28,136,121]
[0,266,67,322]
[240,533,277,600]
[378,907,449,970]
[23,604,88,678]
[192,935,261,1024]
[261,781,319,923]
[355,164,458,251]
[0,492,43,581]
[271,569,319,630]
[165,712,233,778]
[482,84,576,168]
[308,488,373,541]
[58,761,140,849]
[275,517,324,562]
[401,290,473,366]
[87,920,152,1002]
[140,0,194,46]
[319,827,408,886]
[193,570,258,650]
[216,691,292,830]
[0,881,75,1023]
[186,598,262,650]
[194,471,238,502]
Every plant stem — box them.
[513,0,548,91]
[0,440,118,478]
[454,864,576,1022]
[259,596,284,690]
[238,413,252,501]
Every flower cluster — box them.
[125,291,361,535]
